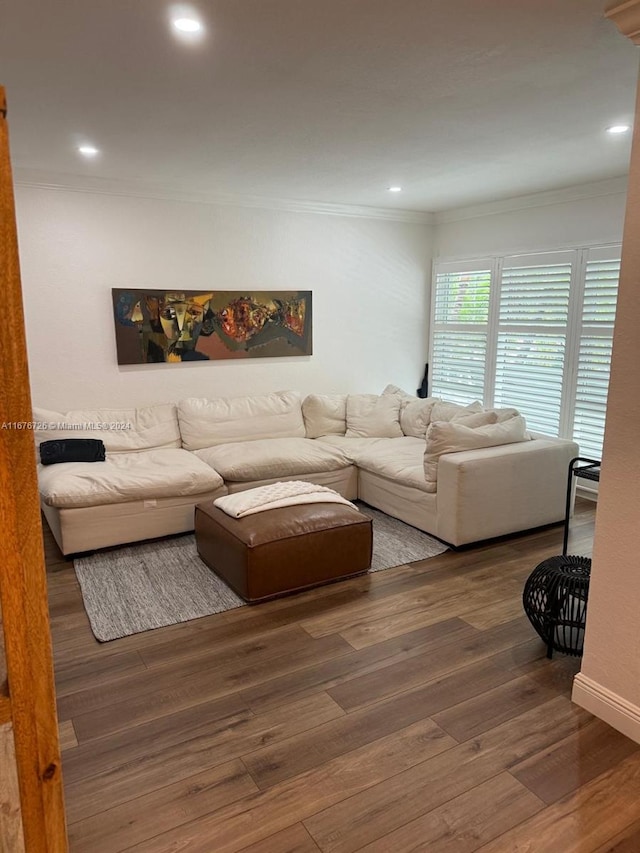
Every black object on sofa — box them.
[40,439,106,465]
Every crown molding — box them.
[605,0,640,44]
[12,168,435,225]
[434,176,628,225]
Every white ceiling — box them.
[1,0,638,214]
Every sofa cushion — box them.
[400,397,439,438]
[194,437,351,482]
[451,411,498,428]
[345,394,403,439]
[178,391,305,451]
[381,384,415,400]
[349,437,432,492]
[430,400,484,422]
[302,394,347,438]
[314,435,391,461]
[32,404,181,453]
[423,415,530,492]
[38,449,223,508]
[484,406,520,422]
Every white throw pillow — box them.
[302,394,347,438]
[400,397,440,439]
[423,415,529,492]
[345,394,403,438]
[381,383,415,400]
[451,410,498,428]
[430,400,484,422]
[489,406,520,422]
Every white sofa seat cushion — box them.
[345,394,403,438]
[178,391,305,451]
[423,416,530,493]
[38,449,223,508]
[350,437,432,492]
[315,435,395,462]
[194,437,351,482]
[32,403,181,452]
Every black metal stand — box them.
[523,457,599,658]
[562,456,600,556]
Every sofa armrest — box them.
[436,436,579,547]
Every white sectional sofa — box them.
[34,388,578,554]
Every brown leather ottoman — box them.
[194,501,373,603]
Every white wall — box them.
[17,180,623,416]
[572,82,640,744]
[434,183,626,260]
[14,186,433,410]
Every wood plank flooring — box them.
[43,499,640,852]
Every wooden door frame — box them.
[0,85,68,851]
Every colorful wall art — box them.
[112,289,312,364]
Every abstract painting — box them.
[112,289,312,364]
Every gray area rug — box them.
[74,503,448,642]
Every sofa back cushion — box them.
[302,394,347,438]
[423,415,529,492]
[400,397,440,439]
[32,403,181,453]
[451,410,497,428]
[485,406,520,422]
[345,394,403,439]
[430,400,484,422]
[381,383,414,401]
[178,391,305,450]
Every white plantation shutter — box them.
[494,254,572,435]
[430,246,620,454]
[430,264,490,404]
[572,251,619,458]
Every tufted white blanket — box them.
[213,480,356,518]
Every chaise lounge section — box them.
[35,403,226,553]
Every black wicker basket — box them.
[522,555,592,658]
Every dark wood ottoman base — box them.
[194,501,373,603]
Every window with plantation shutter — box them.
[430,264,490,404]
[494,253,572,435]
[571,252,619,459]
[430,244,620,461]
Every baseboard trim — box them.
[576,484,598,501]
[572,673,640,744]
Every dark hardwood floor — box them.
[44,499,640,852]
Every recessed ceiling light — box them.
[173,17,202,33]
[78,145,99,158]
[388,186,402,192]
[606,125,631,134]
